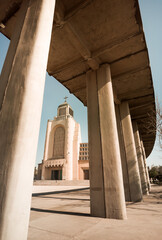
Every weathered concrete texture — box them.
[141,141,151,191]
[115,104,131,201]
[86,69,107,218]
[28,184,162,240]
[0,0,156,163]
[87,64,126,219]
[0,0,56,239]
[133,121,149,195]
[120,102,142,202]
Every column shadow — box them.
[31,207,90,217]
[32,187,90,197]
[31,187,90,217]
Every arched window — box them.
[53,126,65,159]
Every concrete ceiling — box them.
[0,0,156,157]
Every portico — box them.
[0,0,155,239]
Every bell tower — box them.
[41,98,81,180]
[57,97,74,118]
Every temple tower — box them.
[41,99,81,180]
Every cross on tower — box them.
[64,96,68,102]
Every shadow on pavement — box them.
[31,207,90,217]
[32,187,90,197]
[35,196,90,201]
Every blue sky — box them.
[0,0,161,167]
[139,0,162,166]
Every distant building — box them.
[38,100,89,180]
[78,143,89,179]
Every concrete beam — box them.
[54,0,92,25]
[50,51,149,79]
[92,32,143,58]
[119,88,153,101]
[130,102,154,111]
[54,0,99,70]
[49,58,84,76]
[64,22,99,70]
[65,0,92,22]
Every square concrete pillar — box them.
[0,0,56,239]
[115,105,131,201]
[120,102,143,202]
[141,141,151,191]
[86,64,127,219]
[132,121,149,195]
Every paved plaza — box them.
[28,183,162,240]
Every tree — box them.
[139,98,162,149]
[155,99,162,148]
[149,166,158,179]
[158,166,162,175]
[149,165,162,182]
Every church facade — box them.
[38,100,89,180]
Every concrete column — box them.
[115,105,131,201]
[86,64,127,219]
[132,121,149,195]
[0,1,56,239]
[141,141,151,191]
[41,120,52,180]
[120,102,142,202]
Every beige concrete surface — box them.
[115,104,131,202]
[133,121,148,195]
[28,184,162,240]
[120,101,143,202]
[86,65,126,219]
[0,1,56,239]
